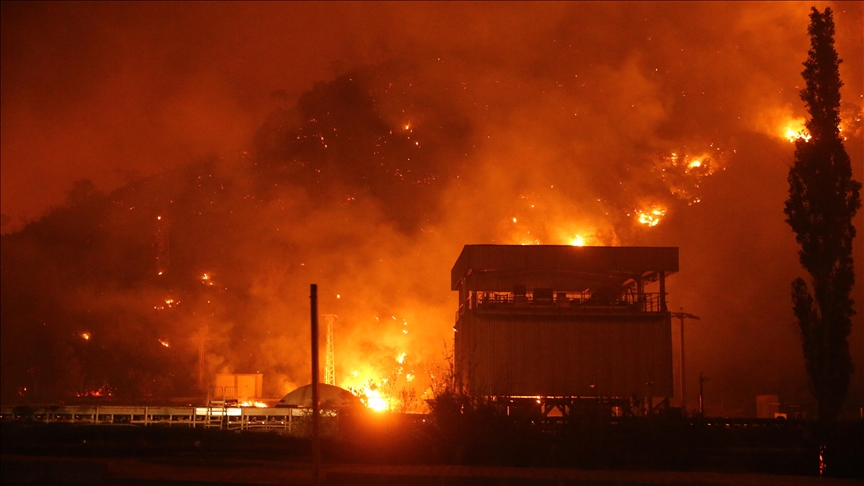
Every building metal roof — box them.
[451,245,679,291]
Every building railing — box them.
[456,291,663,320]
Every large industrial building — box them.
[452,245,678,416]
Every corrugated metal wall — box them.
[456,313,673,398]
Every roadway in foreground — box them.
[3,454,860,486]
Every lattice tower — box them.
[322,314,337,385]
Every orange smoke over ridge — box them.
[1,2,862,414]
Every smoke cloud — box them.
[1,2,862,415]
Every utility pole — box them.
[670,308,700,413]
[310,285,321,486]
[699,372,709,417]
[199,273,216,395]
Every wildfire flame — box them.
[338,312,427,414]
[364,388,388,412]
[76,384,112,397]
[636,206,666,227]
[81,332,91,341]
[153,298,179,311]
[784,118,811,142]
[158,339,170,347]
[786,127,812,143]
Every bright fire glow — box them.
[571,235,585,246]
[365,388,388,412]
[339,315,422,413]
[76,385,112,397]
[637,206,666,227]
[158,339,170,347]
[239,400,268,408]
[683,154,714,175]
[784,118,811,142]
[81,332,91,341]
[346,377,397,412]
[786,127,812,142]
[154,298,179,311]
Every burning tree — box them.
[784,7,861,422]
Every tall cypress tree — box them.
[784,7,861,422]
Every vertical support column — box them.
[659,272,667,312]
[310,284,321,486]
[679,310,686,412]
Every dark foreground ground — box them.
[2,416,863,485]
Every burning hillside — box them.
[1,2,862,415]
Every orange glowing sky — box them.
[1,2,860,226]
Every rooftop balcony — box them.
[456,290,665,321]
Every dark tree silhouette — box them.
[784,7,861,422]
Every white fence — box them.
[0,404,308,432]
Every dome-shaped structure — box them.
[276,383,360,409]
